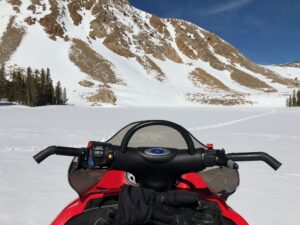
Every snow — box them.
[264,65,300,80]
[0,106,299,225]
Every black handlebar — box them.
[33,146,84,164]
[33,146,282,171]
[226,152,282,171]
[33,145,281,191]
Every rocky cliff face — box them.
[0,0,298,106]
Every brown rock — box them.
[186,93,251,106]
[87,86,117,104]
[27,4,36,12]
[25,16,36,25]
[31,0,42,6]
[103,27,134,58]
[67,1,83,26]
[229,66,277,93]
[78,80,95,87]
[69,39,121,84]
[0,17,25,64]
[12,6,20,13]
[8,0,21,6]
[171,20,226,70]
[190,68,230,91]
[149,15,170,37]
[136,56,166,81]
[39,0,65,39]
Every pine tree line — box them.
[286,90,300,107]
[0,64,67,107]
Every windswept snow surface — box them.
[265,65,300,80]
[0,106,300,225]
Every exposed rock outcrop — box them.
[69,39,121,85]
[39,0,65,39]
[189,68,230,91]
[186,93,251,106]
[228,67,277,93]
[79,80,95,88]
[87,86,117,104]
[136,56,166,81]
[0,17,26,64]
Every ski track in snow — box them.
[188,109,276,131]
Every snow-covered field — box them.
[0,105,299,225]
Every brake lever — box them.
[226,159,239,170]
[216,149,239,170]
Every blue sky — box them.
[129,0,300,65]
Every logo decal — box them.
[144,148,171,156]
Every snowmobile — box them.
[33,120,281,225]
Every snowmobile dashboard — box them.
[85,141,114,169]
[33,120,282,191]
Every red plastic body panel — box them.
[207,144,214,150]
[51,171,248,225]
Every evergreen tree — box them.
[18,72,26,104]
[8,71,25,103]
[39,69,46,105]
[292,90,297,106]
[0,63,6,99]
[45,68,54,105]
[33,70,40,106]
[55,81,62,105]
[62,87,68,104]
[288,95,292,107]
[8,71,17,102]
[15,71,26,104]
[25,68,38,107]
[25,72,33,106]
[297,90,300,106]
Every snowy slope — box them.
[0,106,299,225]
[0,0,298,106]
[265,63,300,80]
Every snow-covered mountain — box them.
[0,0,298,106]
[264,62,300,82]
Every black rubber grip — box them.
[33,146,84,164]
[226,152,282,171]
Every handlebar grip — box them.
[33,146,56,163]
[226,152,282,171]
[33,146,84,164]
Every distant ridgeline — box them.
[286,90,300,107]
[0,64,67,107]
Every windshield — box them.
[106,121,207,149]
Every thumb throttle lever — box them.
[203,149,239,170]
[216,149,239,170]
[227,159,239,170]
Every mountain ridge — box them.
[0,0,299,106]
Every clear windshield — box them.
[107,121,207,149]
